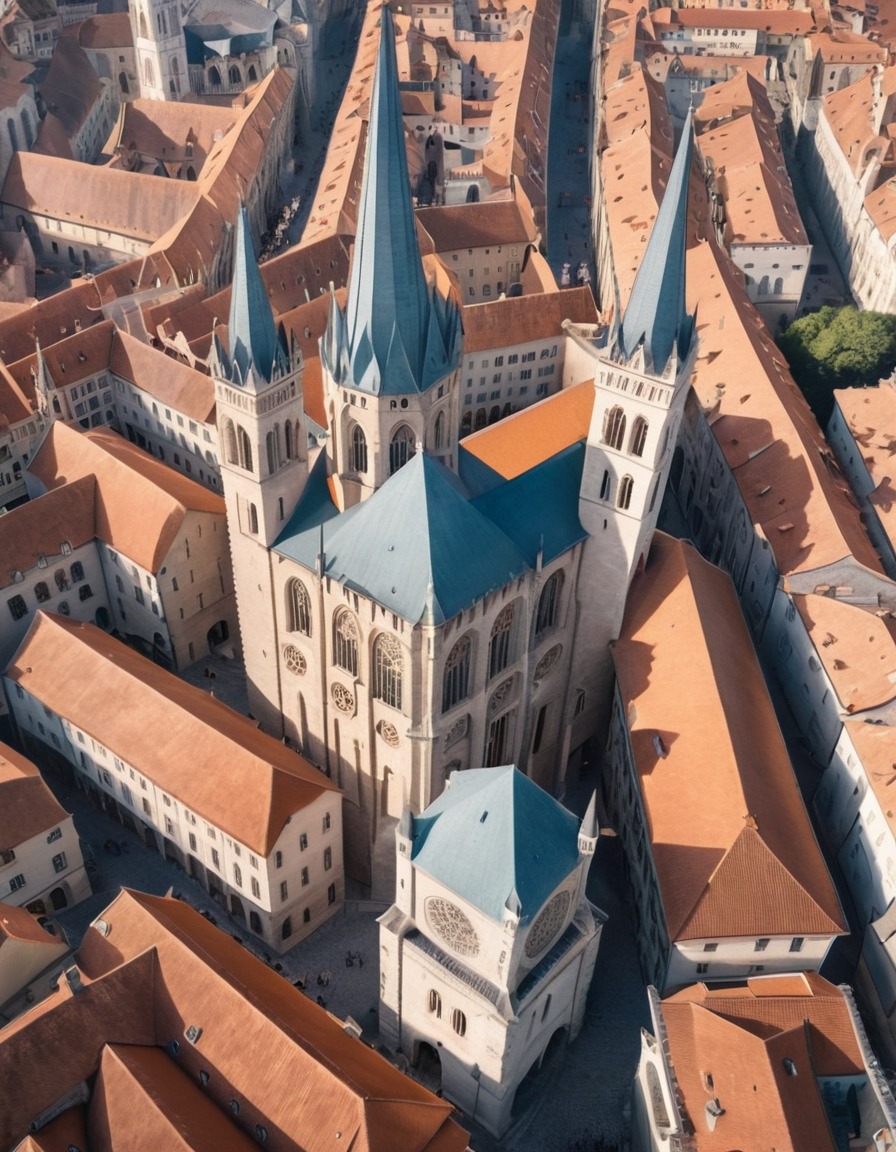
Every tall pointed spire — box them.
[325,4,460,396]
[618,112,695,376]
[224,204,284,389]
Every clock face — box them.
[525,890,571,958]
[425,897,481,957]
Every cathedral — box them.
[213,5,697,887]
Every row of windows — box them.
[8,583,92,620]
[427,989,467,1036]
[602,407,649,456]
[6,853,66,894]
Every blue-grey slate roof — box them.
[618,113,695,375]
[222,204,286,388]
[411,766,581,923]
[471,444,588,564]
[274,452,529,624]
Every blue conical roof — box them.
[322,5,461,395]
[411,767,581,923]
[618,113,695,375]
[225,204,283,387]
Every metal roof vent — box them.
[185,1025,203,1045]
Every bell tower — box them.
[213,206,308,731]
[130,0,189,100]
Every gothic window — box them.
[286,579,311,635]
[602,405,626,450]
[144,57,155,88]
[535,572,562,637]
[247,64,258,82]
[222,418,238,465]
[389,425,415,475]
[266,426,281,474]
[350,423,368,473]
[333,610,359,676]
[138,10,148,37]
[208,65,221,87]
[434,410,445,451]
[442,634,472,712]
[630,416,648,457]
[373,633,403,710]
[600,470,612,502]
[488,603,514,679]
[618,475,634,511]
[237,426,253,473]
[34,582,50,604]
[229,65,241,85]
[285,421,294,460]
[485,708,514,767]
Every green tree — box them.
[777,305,896,425]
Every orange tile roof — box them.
[462,286,598,353]
[0,740,70,855]
[650,6,815,32]
[0,476,97,592]
[109,330,215,422]
[461,379,595,479]
[0,901,66,948]
[28,423,224,573]
[6,319,115,399]
[0,279,106,366]
[793,593,896,713]
[659,975,863,1152]
[842,719,896,840]
[0,888,470,1151]
[612,533,845,942]
[7,614,339,855]
[417,194,539,253]
[76,12,133,50]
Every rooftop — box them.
[0,740,70,853]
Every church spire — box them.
[327,3,460,396]
[618,112,694,376]
[221,204,285,391]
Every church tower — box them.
[320,5,462,509]
[567,115,697,734]
[129,0,189,101]
[378,767,604,1138]
[213,206,308,731]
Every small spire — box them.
[618,112,695,375]
[227,204,283,389]
[581,791,598,840]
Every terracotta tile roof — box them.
[659,975,863,1151]
[6,318,115,398]
[35,37,103,143]
[11,1106,88,1151]
[0,740,69,853]
[645,50,772,83]
[0,889,470,1152]
[842,719,896,839]
[793,593,896,712]
[0,42,36,110]
[650,6,815,33]
[107,99,238,177]
[1,151,201,244]
[417,198,539,252]
[28,423,224,573]
[612,533,845,942]
[686,235,883,577]
[821,67,892,179]
[461,286,599,353]
[6,614,339,856]
[0,358,35,426]
[92,1044,260,1151]
[0,901,66,948]
[865,177,896,242]
[0,278,106,371]
[461,379,595,479]
[807,27,886,62]
[109,330,215,422]
[695,73,808,245]
[76,12,133,49]
[0,476,97,592]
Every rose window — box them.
[534,645,562,681]
[283,645,306,675]
[331,682,355,714]
[425,897,480,957]
[524,890,571,958]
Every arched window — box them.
[434,410,445,451]
[286,579,311,635]
[229,65,242,85]
[350,423,368,473]
[373,634,403,710]
[249,503,259,534]
[247,64,258,82]
[758,275,769,296]
[443,634,472,713]
[70,562,84,584]
[617,475,634,511]
[144,57,155,88]
[602,406,626,450]
[535,571,562,637]
[266,426,281,474]
[600,470,612,502]
[488,604,514,679]
[208,65,221,87]
[474,408,487,431]
[461,411,472,436]
[285,421,294,460]
[333,610,359,676]
[488,405,500,425]
[629,416,648,458]
[281,916,292,940]
[222,418,238,465]
[774,277,784,295]
[54,569,68,592]
[428,989,442,1017]
[237,426,253,472]
[451,1008,467,1037]
[233,863,242,887]
[389,425,415,475]
[34,581,50,604]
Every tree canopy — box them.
[777,305,896,426]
